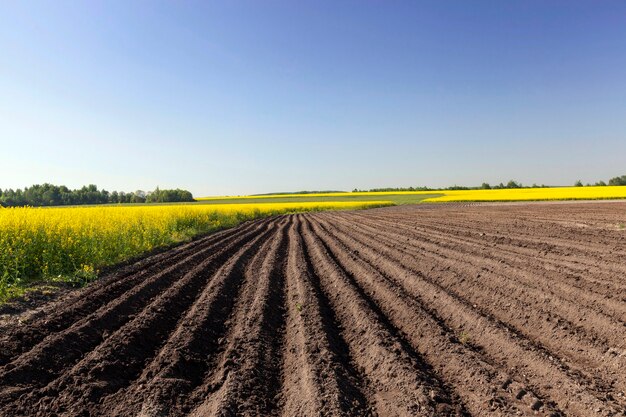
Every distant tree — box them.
[43,186,61,205]
[594,180,607,186]
[150,186,161,202]
[481,183,491,189]
[574,180,583,187]
[118,191,130,203]
[367,186,433,192]
[130,193,146,204]
[506,180,521,189]
[608,175,626,186]
[145,187,194,203]
[0,184,192,207]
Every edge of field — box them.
[0,201,394,309]
[197,185,626,204]
[424,196,626,203]
[4,189,625,310]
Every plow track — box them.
[1,203,625,416]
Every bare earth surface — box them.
[1,202,625,416]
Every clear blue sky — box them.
[1,1,625,196]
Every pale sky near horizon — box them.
[1,1,625,196]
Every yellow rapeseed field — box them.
[199,185,626,203]
[422,186,626,202]
[0,201,391,300]
[3,186,625,301]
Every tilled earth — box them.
[1,202,626,416]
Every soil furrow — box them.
[328,213,626,373]
[312,213,624,415]
[0,219,263,368]
[358,212,626,302]
[279,215,371,417]
[99,220,282,417]
[0,220,273,409]
[347,210,626,304]
[359,210,626,284]
[334,213,626,352]
[300,217,462,416]
[308,215,559,416]
[184,218,291,416]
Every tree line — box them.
[0,184,195,207]
[574,175,626,187]
[354,175,626,192]
[354,181,534,192]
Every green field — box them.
[195,193,443,205]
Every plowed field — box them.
[1,202,625,416]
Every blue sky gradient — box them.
[1,1,625,195]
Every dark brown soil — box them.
[1,202,625,416]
